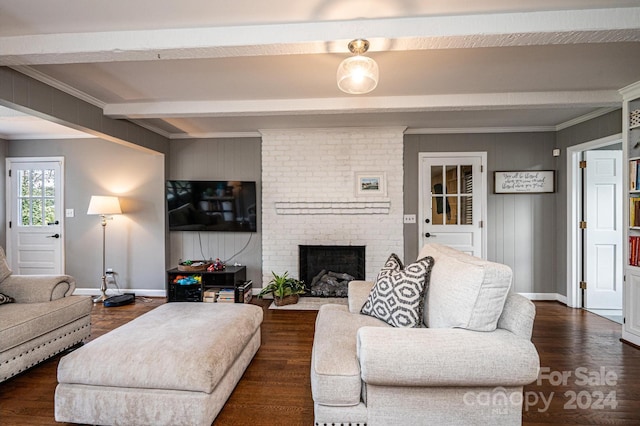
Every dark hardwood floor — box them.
[1,299,639,425]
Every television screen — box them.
[166,180,257,232]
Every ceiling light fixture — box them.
[337,39,379,95]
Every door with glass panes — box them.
[419,153,485,257]
[6,158,64,274]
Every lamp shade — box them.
[337,55,379,94]
[87,196,122,215]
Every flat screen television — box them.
[166,180,257,232]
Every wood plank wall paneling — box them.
[403,132,556,294]
[168,138,263,287]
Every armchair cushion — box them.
[357,326,540,387]
[0,295,92,352]
[360,254,434,328]
[419,243,512,331]
[311,304,388,407]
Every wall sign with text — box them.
[494,170,555,193]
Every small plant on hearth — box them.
[258,271,305,306]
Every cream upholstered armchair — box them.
[0,247,92,382]
[310,243,540,426]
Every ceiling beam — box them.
[1,8,639,65]
[103,91,621,118]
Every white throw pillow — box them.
[419,243,512,331]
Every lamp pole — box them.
[93,214,108,303]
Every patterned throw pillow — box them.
[361,254,434,328]
[0,292,14,305]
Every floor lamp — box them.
[87,195,122,303]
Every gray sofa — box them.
[311,243,540,425]
[0,248,92,382]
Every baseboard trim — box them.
[74,288,262,298]
[520,292,567,304]
[73,288,167,298]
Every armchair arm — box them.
[497,293,536,340]
[348,280,374,313]
[357,326,539,387]
[0,275,76,303]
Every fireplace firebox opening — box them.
[299,245,365,297]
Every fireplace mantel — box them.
[275,201,390,215]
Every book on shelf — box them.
[217,288,236,303]
[631,159,640,191]
[632,198,640,227]
[630,236,640,266]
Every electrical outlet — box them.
[403,214,416,224]
[65,208,74,217]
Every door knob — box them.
[47,234,60,239]
[47,220,60,225]
[425,232,431,238]
[425,218,430,223]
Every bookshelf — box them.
[166,265,251,303]
[622,81,640,347]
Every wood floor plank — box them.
[1,299,639,425]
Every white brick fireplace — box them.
[260,127,405,288]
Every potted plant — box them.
[258,271,305,306]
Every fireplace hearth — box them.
[299,245,365,297]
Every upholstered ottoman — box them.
[54,303,263,426]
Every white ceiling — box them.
[0,0,639,140]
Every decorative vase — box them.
[274,294,299,306]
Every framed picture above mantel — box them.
[355,172,387,197]
[494,170,555,194]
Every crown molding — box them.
[1,133,94,140]
[405,126,556,135]
[554,107,619,131]
[170,132,262,139]
[10,65,106,109]
[129,119,172,139]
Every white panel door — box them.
[6,158,64,274]
[419,153,486,257]
[584,150,623,309]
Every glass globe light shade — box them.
[337,55,379,94]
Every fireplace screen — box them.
[299,245,365,297]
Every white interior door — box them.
[584,150,623,309]
[6,158,64,274]
[419,153,486,257]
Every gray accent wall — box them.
[9,138,165,292]
[168,138,262,290]
[404,132,556,294]
[404,110,622,297]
